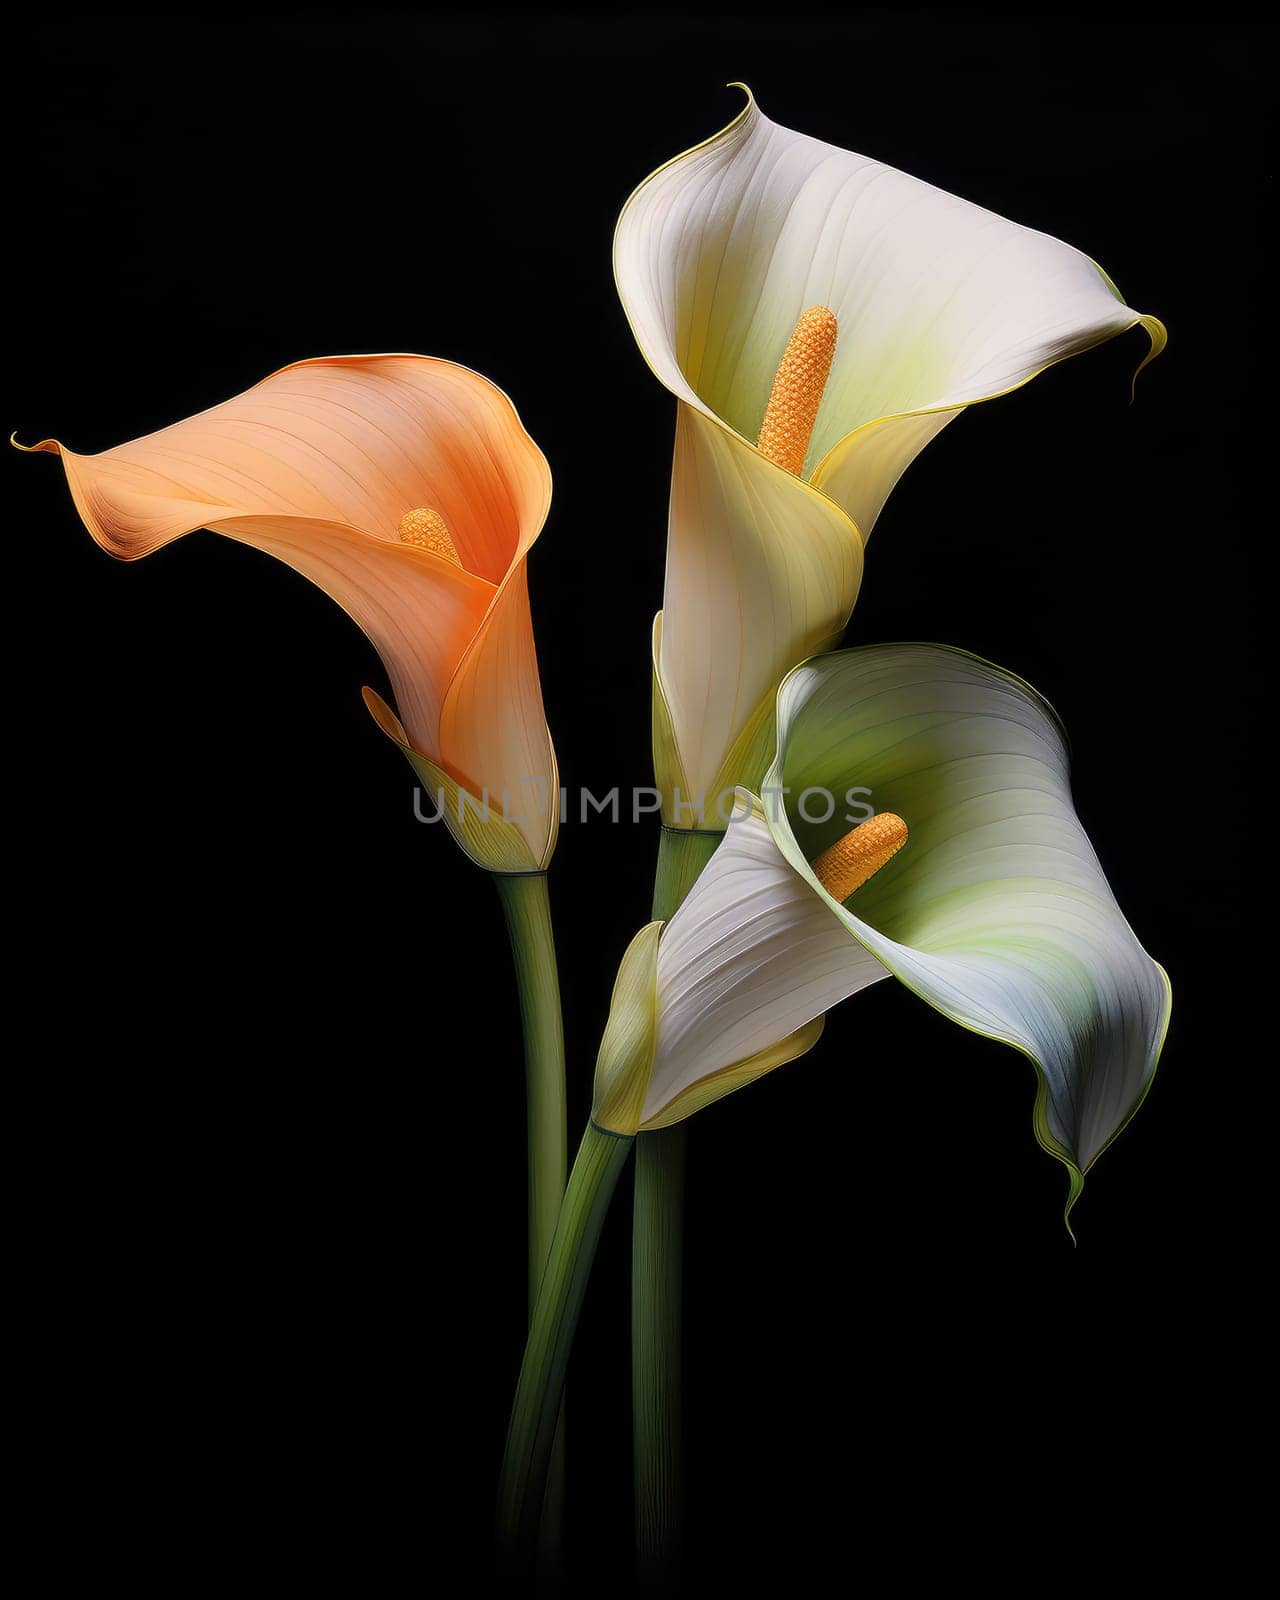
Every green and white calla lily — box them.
[616,87,1165,815]
[595,644,1171,1213]
[500,641,1173,1557]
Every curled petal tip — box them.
[1129,315,1168,405]
[10,431,57,454]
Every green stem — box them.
[633,826,722,1584]
[494,872,568,1312]
[633,1120,687,1583]
[494,871,568,1569]
[497,1122,635,1570]
[649,826,724,924]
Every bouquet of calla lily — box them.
[19,83,1169,1588]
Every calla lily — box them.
[616,88,1164,811]
[19,353,558,871]
[595,644,1171,1206]
[501,640,1172,1559]
[28,351,574,1545]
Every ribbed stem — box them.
[633,826,722,1586]
[494,871,568,1572]
[649,827,723,923]
[497,1122,635,1572]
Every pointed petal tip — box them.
[10,431,58,454]
[1129,315,1168,405]
[1061,1164,1084,1246]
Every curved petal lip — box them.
[763,642,1171,1223]
[19,350,553,568]
[614,85,1165,503]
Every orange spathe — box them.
[21,353,557,863]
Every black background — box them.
[7,9,1261,1592]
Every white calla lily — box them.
[616,88,1164,811]
[594,645,1170,1219]
[504,641,1175,1557]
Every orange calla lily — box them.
[19,353,558,869]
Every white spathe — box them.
[616,88,1163,803]
[762,645,1170,1182]
[594,646,1170,1215]
[644,796,888,1123]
